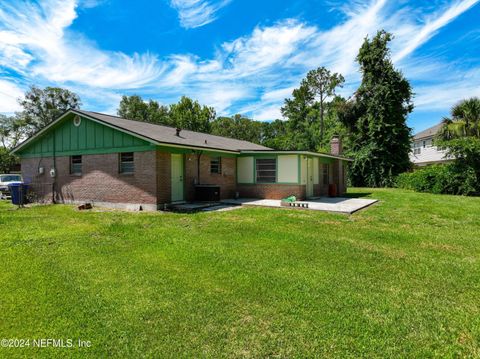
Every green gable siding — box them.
[17,115,155,158]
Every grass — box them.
[0,188,479,358]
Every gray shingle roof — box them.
[75,110,271,152]
[413,122,444,140]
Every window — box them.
[70,155,82,175]
[323,164,329,185]
[210,157,221,174]
[119,152,134,174]
[423,140,427,148]
[413,148,421,155]
[0,175,21,182]
[256,158,276,183]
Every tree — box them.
[211,115,263,143]
[281,83,317,151]
[0,114,26,173]
[438,97,480,140]
[434,97,480,194]
[305,67,344,143]
[0,147,18,173]
[19,86,81,135]
[169,96,215,133]
[117,95,170,125]
[340,30,413,187]
[0,114,26,149]
[261,119,290,149]
[281,69,346,152]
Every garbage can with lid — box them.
[9,183,29,205]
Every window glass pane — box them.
[210,157,221,174]
[1,175,21,182]
[71,155,82,174]
[120,152,134,173]
[256,158,276,183]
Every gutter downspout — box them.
[196,151,203,185]
[52,130,56,204]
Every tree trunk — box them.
[320,96,324,143]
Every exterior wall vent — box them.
[73,115,82,127]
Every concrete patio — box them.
[170,196,378,214]
[221,197,378,214]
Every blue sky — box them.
[0,0,479,133]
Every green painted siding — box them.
[17,115,155,158]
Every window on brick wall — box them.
[70,155,82,175]
[323,164,329,185]
[256,158,276,183]
[210,157,221,174]
[119,152,134,174]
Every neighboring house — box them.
[410,122,452,167]
[12,110,351,210]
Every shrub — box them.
[395,164,479,196]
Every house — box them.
[410,122,452,167]
[12,109,351,210]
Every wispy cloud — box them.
[169,0,231,29]
[0,79,24,113]
[393,0,480,62]
[0,0,163,89]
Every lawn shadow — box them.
[343,192,373,198]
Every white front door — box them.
[306,157,314,198]
[171,154,184,202]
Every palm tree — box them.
[439,97,480,140]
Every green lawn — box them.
[0,188,479,358]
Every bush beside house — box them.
[396,163,479,196]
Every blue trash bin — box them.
[9,183,29,205]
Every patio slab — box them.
[221,197,378,214]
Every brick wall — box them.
[156,151,171,206]
[21,157,55,203]
[21,151,158,209]
[184,154,236,200]
[237,184,306,200]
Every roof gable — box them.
[414,122,443,140]
[13,109,271,156]
[15,112,153,157]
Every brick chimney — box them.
[330,135,342,155]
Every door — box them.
[306,157,314,198]
[171,154,184,202]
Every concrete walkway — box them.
[221,197,378,214]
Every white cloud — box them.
[0,79,24,113]
[169,0,231,29]
[415,68,480,111]
[0,0,163,90]
[393,0,480,62]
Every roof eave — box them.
[239,150,353,161]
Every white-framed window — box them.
[119,152,134,174]
[256,158,276,183]
[70,155,82,175]
[210,157,221,174]
[413,148,421,155]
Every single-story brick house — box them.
[12,109,351,210]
